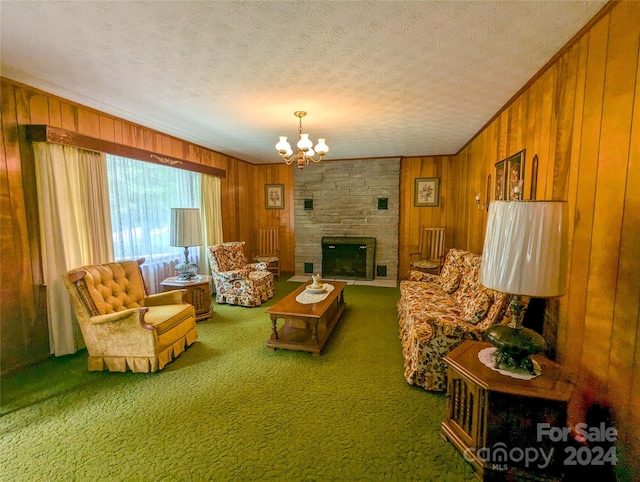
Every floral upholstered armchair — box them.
[63,258,198,373]
[207,241,275,307]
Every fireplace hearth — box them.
[322,237,376,280]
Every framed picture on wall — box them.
[506,149,526,200]
[414,178,439,207]
[264,184,284,210]
[494,160,506,200]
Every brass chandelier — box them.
[275,111,329,169]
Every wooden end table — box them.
[265,281,347,356]
[161,275,213,322]
[441,341,575,481]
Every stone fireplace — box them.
[294,158,400,280]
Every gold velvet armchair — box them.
[63,259,198,372]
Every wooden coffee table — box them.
[266,281,347,356]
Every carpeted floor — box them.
[0,279,476,481]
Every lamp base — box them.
[483,324,547,375]
[175,261,199,281]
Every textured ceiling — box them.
[1,1,607,164]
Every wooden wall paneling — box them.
[14,86,31,125]
[544,65,560,200]
[121,123,135,149]
[447,150,464,251]
[452,146,471,250]
[399,157,423,278]
[76,106,100,137]
[417,159,434,245]
[112,119,123,144]
[620,27,640,464]
[509,94,524,155]
[18,121,48,362]
[415,157,432,230]
[552,45,579,200]
[397,158,409,278]
[467,143,483,254]
[512,94,529,197]
[11,87,38,321]
[60,101,77,131]
[601,0,640,460]
[222,158,253,248]
[563,18,608,373]
[1,84,26,368]
[151,131,162,153]
[99,115,116,142]
[441,155,454,253]
[48,97,62,128]
[578,12,612,382]
[285,165,296,273]
[240,160,254,254]
[526,93,540,201]
[557,34,589,370]
[170,138,183,159]
[477,139,490,251]
[142,129,152,152]
[160,134,172,155]
[28,91,50,124]
[464,146,474,251]
[542,43,579,354]
[131,125,145,150]
[253,164,267,259]
[220,163,235,241]
[1,83,48,371]
[497,111,508,161]
[252,163,295,273]
[536,70,555,200]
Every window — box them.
[106,154,201,292]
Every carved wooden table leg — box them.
[311,318,318,342]
[270,315,279,340]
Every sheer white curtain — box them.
[199,174,224,274]
[34,143,114,356]
[106,155,201,293]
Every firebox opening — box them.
[321,237,376,280]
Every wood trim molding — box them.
[24,124,226,178]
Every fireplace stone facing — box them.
[294,158,400,281]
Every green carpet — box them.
[0,279,476,481]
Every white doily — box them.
[478,347,541,380]
[296,283,335,304]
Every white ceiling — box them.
[1,1,607,165]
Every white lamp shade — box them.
[169,208,203,247]
[297,133,313,151]
[275,136,291,154]
[315,138,329,154]
[480,201,568,297]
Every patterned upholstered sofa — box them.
[397,248,511,391]
[207,241,275,307]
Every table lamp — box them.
[169,208,203,281]
[479,200,568,375]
